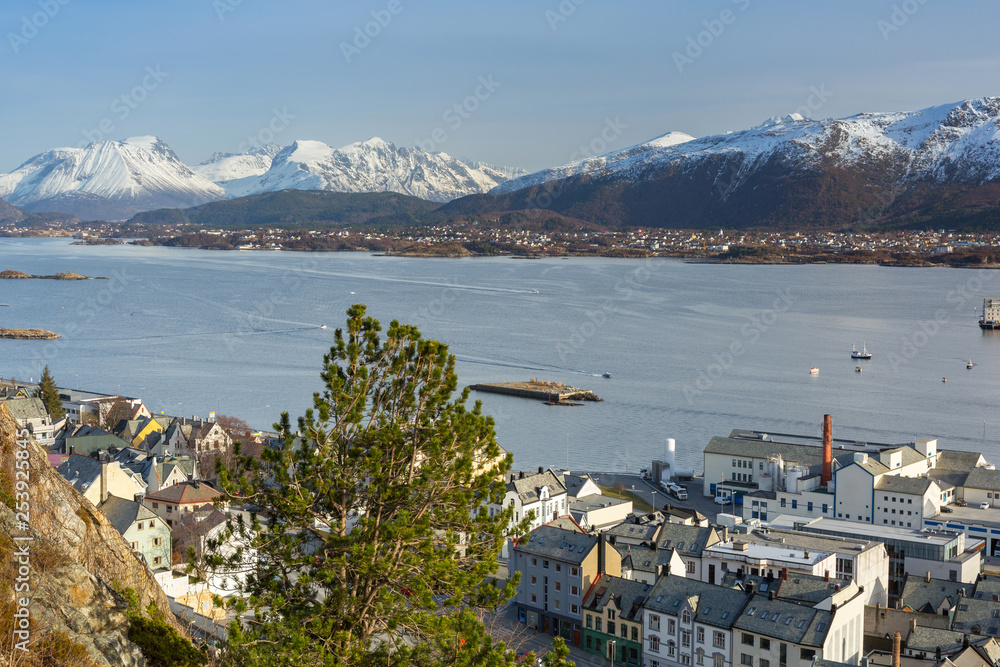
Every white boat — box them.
[967,360,974,369]
[851,343,872,360]
[855,366,863,373]
[810,367,819,375]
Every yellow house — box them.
[129,417,164,448]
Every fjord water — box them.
[3,238,1000,473]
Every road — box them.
[585,472,725,520]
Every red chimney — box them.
[892,632,901,667]
[821,414,832,486]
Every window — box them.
[713,632,725,648]
[555,581,561,591]
[791,500,797,509]
[152,502,158,509]
[531,594,537,603]
[587,615,593,629]
[166,505,172,513]
[571,585,579,596]
[760,639,770,651]
[697,649,705,665]
[622,624,627,639]
[714,655,725,667]
[587,636,593,649]
[742,633,754,646]
[596,618,602,632]
[697,628,705,642]
[682,611,691,623]
[130,542,138,550]
[609,609,616,620]
[800,649,816,661]
[543,560,549,569]
[632,626,638,642]
[649,616,660,631]
[571,567,579,576]
[742,654,753,666]
[780,498,786,507]
[152,537,162,547]
[554,600,560,610]
[137,522,144,531]
[531,576,537,585]
[556,564,561,572]
[807,502,813,512]
[669,640,676,657]
[649,636,660,651]
[682,653,691,665]
[682,630,691,647]
[687,561,696,574]
[761,660,770,667]
[152,556,162,566]
[532,558,537,566]
[571,604,579,614]
[609,622,617,637]
[822,503,828,514]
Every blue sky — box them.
[1,0,998,173]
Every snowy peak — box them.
[0,136,224,218]
[192,143,281,183]
[221,137,518,202]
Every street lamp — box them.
[651,490,657,510]
[609,639,616,667]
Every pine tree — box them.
[210,305,517,666]
[38,365,65,421]
[541,636,575,667]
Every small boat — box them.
[967,360,974,369]
[851,343,872,360]
[602,372,612,379]
[855,366,863,373]
[810,367,819,375]
[943,377,947,383]
[320,325,327,329]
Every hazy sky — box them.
[1,0,998,173]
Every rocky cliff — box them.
[0,404,189,666]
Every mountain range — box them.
[3,97,1000,229]
[0,136,525,220]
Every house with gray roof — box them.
[899,573,973,615]
[97,495,171,570]
[511,521,621,646]
[2,396,59,447]
[56,454,146,507]
[489,468,568,557]
[581,575,650,664]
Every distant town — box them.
[8,220,1000,265]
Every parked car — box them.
[980,502,991,510]
[956,499,968,507]
[714,496,730,505]
[941,506,953,513]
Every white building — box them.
[489,469,569,557]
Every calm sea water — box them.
[3,238,1000,473]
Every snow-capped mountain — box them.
[0,136,224,219]
[220,138,516,202]
[191,144,282,184]
[474,97,1000,228]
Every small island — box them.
[0,327,60,340]
[0,269,96,280]
[469,379,601,405]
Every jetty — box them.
[469,379,601,404]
